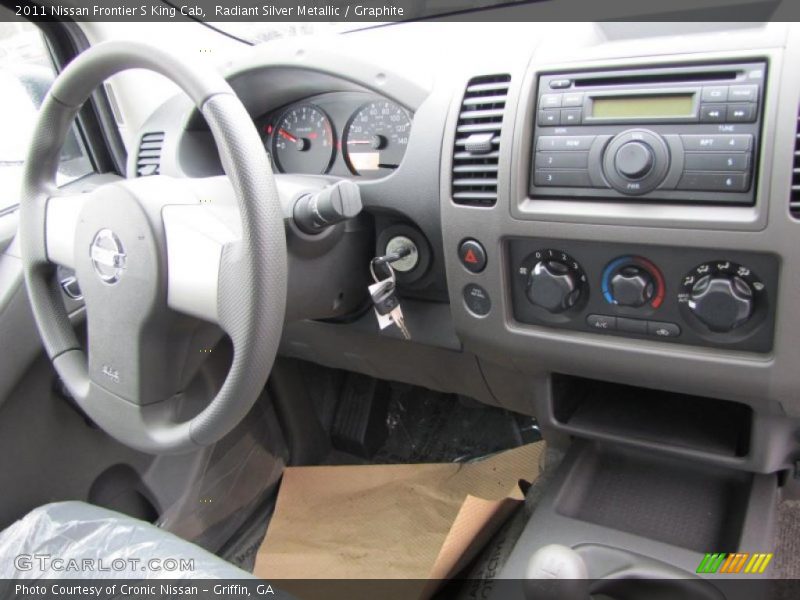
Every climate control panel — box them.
[508,238,778,352]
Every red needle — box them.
[278,128,297,143]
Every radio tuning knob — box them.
[527,260,581,313]
[689,275,754,333]
[615,141,654,180]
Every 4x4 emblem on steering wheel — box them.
[90,229,127,284]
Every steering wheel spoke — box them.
[163,177,241,325]
[45,191,91,269]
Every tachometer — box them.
[270,104,334,174]
[344,101,412,178]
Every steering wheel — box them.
[18,42,287,454]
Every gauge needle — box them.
[278,128,297,143]
[347,140,372,145]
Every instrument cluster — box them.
[258,91,413,180]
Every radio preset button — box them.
[562,92,584,107]
[681,134,752,151]
[538,109,561,126]
[728,84,758,102]
[700,103,726,122]
[535,152,589,169]
[684,152,750,172]
[561,108,582,125]
[727,103,757,122]
[540,94,563,108]
[677,172,749,192]
[537,135,596,151]
[701,86,729,102]
[534,169,592,188]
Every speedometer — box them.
[271,104,334,174]
[344,101,412,178]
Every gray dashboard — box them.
[134,22,800,474]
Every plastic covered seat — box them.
[0,501,253,579]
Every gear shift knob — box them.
[524,544,590,600]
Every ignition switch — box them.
[293,180,363,234]
[384,236,419,272]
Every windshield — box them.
[206,22,355,44]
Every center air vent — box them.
[136,132,165,177]
[451,74,510,207]
[791,108,800,219]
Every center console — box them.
[507,61,779,353]
[442,29,799,450]
[439,26,800,600]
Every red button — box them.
[459,240,487,273]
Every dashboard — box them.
[257,92,413,179]
[131,22,800,475]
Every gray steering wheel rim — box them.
[18,41,287,454]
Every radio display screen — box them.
[591,94,694,119]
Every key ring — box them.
[370,258,396,284]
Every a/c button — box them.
[587,314,616,331]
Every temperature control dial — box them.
[679,261,764,334]
[519,249,587,314]
[602,256,665,309]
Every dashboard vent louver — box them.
[792,110,800,219]
[136,132,165,177]
[451,74,510,207]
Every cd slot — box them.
[574,69,740,88]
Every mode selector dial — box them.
[615,141,654,180]
[689,275,753,333]
[603,129,670,196]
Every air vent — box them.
[136,132,164,177]
[792,109,800,219]
[451,74,510,207]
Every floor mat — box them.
[224,377,541,573]
[328,380,541,465]
[774,499,800,578]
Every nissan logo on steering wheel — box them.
[89,228,127,285]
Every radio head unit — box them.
[531,61,766,205]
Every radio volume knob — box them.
[615,141,654,180]
[602,130,669,196]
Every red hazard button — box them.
[458,239,487,273]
